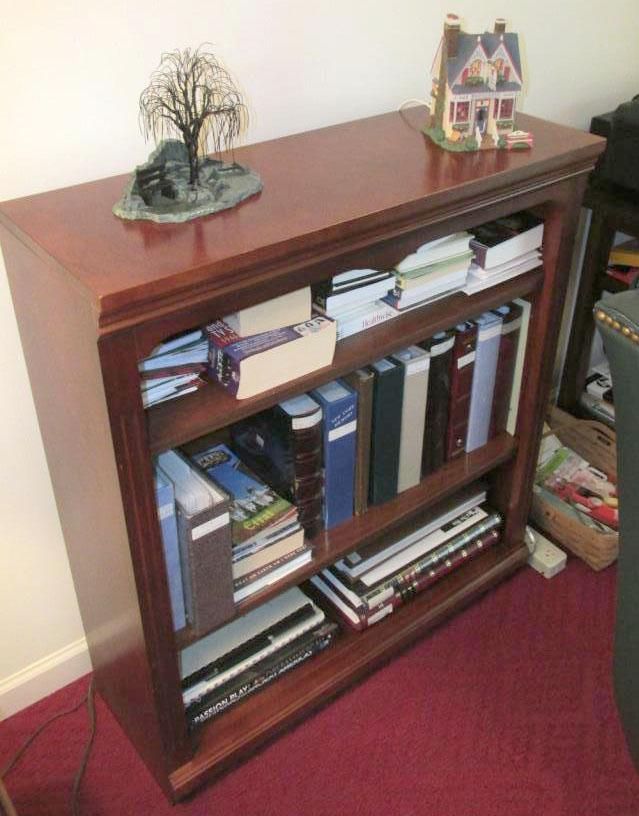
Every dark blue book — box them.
[311,380,357,529]
[154,468,187,631]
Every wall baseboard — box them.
[0,638,92,720]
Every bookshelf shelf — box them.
[147,270,543,454]
[0,108,604,802]
[173,537,528,798]
[175,432,517,648]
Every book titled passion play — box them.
[207,315,336,399]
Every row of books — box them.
[154,295,532,634]
[155,443,311,635]
[178,484,501,727]
[137,211,543,407]
[313,211,543,331]
[604,237,639,287]
[310,486,502,630]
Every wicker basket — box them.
[529,406,618,570]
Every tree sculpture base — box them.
[113,140,262,223]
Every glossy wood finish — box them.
[149,270,543,453]
[0,110,600,333]
[0,109,604,802]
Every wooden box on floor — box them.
[0,109,604,801]
[530,406,618,570]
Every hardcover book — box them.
[311,380,358,528]
[207,315,336,399]
[466,312,503,453]
[186,620,339,727]
[156,450,234,635]
[311,524,500,631]
[230,394,324,537]
[421,331,455,475]
[368,358,404,505]
[342,368,375,515]
[446,321,478,460]
[154,468,187,631]
[391,346,430,492]
[489,303,523,437]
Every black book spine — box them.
[368,361,404,505]
[421,331,454,475]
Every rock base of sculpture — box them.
[113,140,262,223]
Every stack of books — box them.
[310,487,502,630]
[180,587,339,727]
[139,329,208,407]
[464,211,544,294]
[187,442,311,602]
[383,232,474,312]
[605,238,639,288]
[313,269,396,340]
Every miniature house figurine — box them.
[426,14,530,151]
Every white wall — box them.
[2,0,639,715]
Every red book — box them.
[489,302,523,437]
[446,321,478,460]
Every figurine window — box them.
[494,58,504,80]
[498,98,514,119]
[455,102,469,122]
[469,59,482,77]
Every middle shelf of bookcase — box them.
[148,268,544,454]
[175,431,517,648]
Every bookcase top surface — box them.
[0,108,603,328]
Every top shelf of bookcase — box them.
[146,267,543,453]
[0,110,601,332]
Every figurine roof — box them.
[445,31,522,89]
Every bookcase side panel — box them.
[492,175,589,542]
[0,229,174,793]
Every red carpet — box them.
[2,557,638,815]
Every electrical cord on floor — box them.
[0,676,96,816]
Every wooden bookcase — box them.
[0,108,603,801]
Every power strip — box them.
[526,526,567,579]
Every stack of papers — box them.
[139,329,208,408]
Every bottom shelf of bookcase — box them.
[169,537,529,799]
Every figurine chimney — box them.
[445,13,461,59]
[494,18,506,35]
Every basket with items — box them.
[530,407,618,570]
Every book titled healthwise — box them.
[207,315,336,399]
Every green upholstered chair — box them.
[595,290,639,771]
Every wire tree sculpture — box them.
[139,46,248,188]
